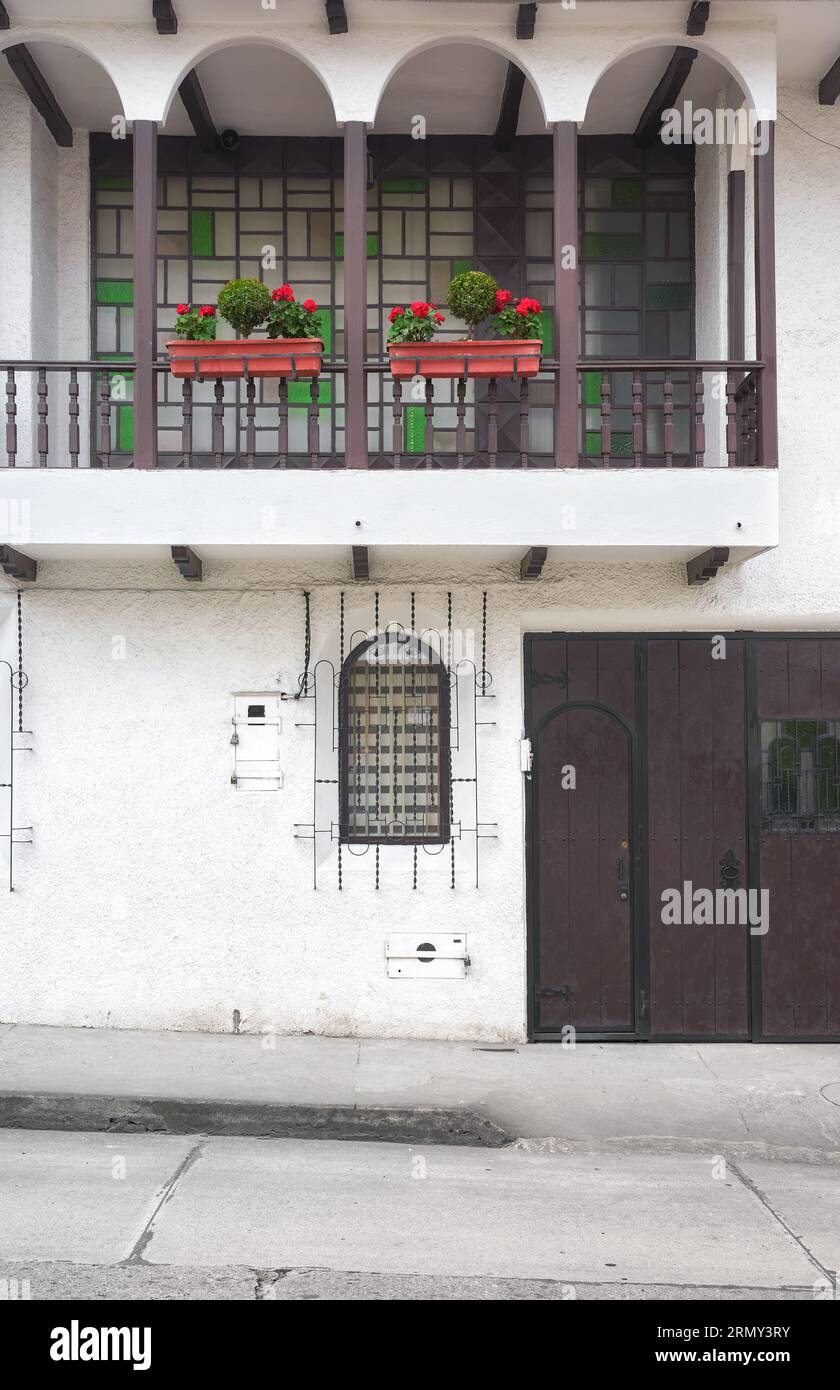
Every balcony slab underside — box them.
[0,469,778,565]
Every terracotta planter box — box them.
[167,337,323,380]
[388,339,542,380]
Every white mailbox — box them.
[231,694,283,791]
[385,933,470,979]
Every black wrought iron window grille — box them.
[761,718,840,832]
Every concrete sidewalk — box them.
[1,1022,839,1161]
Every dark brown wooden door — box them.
[755,639,840,1039]
[647,639,750,1038]
[528,638,638,1036]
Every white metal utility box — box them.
[231,694,283,791]
[385,933,470,979]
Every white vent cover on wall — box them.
[385,934,470,979]
[231,694,283,791]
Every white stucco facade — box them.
[0,1,839,1039]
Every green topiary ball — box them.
[217,278,272,338]
[446,270,498,336]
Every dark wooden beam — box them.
[553,122,578,468]
[178,70,219,153]
[0,5,10,31]
[754,122,778,468]
[0,546,37,583]
[494,63,526,152]
[326,0,348,35]
[686,2,710,37]
[520,547,548,580]
[727,169,745,360]
[634,46,698,148]
[686,546,729,586]
[818,54,840,104]
[4,45,73,147]
[352,546,369,580]
[516,3,537,40]
[343,123,367,468]
[133,121,158,469]
[171,545,202,581]
[152,0,178,34]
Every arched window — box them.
[339,634,450,845]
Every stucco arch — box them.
[0,30,126,115]
[584,35,759,122]
[160,36,339,127]
[372,35,549,127]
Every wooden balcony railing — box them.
[0,357,768,470]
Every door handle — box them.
[618,889,628,902]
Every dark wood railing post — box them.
[343,121,368,468]
[552,121,578,467]
[132,120,158,469]
[727,169,745,360]
[754,122,778,467]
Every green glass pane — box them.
[96,176,132,191]
[452,259,474,277]
[381,178,426,193]
[117,405,134,453]
[191,210,215,258]
[314,309,333,354]
[288,380,333,406]
[584,429,600,453]
[645,283,692,310]
[583,372,601,406]
[612,431,633,456]
[612,179,642,209]
[584,233,642,259]
[405,405,426,453]
[536,309,553,354]
[334,233,379,258]
[96,280,134,305]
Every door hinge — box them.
[639,988,648,1020]
[519,738,533,775]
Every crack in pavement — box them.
[121,1140,204,1266]
[727,1158,832,1282]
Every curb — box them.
[0,1091,510,1148]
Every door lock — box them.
[618,889,628,901]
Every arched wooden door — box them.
[532,701,636,1035]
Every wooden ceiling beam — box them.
[352,546,369,581]
[178,69,219,153]
[686,546,729,586]
[634,46,698,148]
[494,63,526,152]
[0,5,10,32]
[0,545,37,583]
[326,1,348,35]
[516,4,537,40]
[3,45,73,147]
[686,2,710,37]
[819,54,840,104]
[171,545,202,581]
[520,547,548,580]
[152,1,178,35]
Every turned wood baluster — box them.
[663,370,674,467]
[212,379,225,468]
[180,378,193,468]
[5,369,17,468]
[725,372,737,466]
[424,379,434,469]
[749,376,759,465]
[600,371,611,468]
[68,369,79,468]
[245,377,256,468]
[391,379,403,468]
[693,368,705,468]
[37,368,48,467]
[632,371,643,468]
[308,377,319,467]
[277,378,288,468]
[455,377,467,467]
[98,373,112,467]
[520,376,530,468]
[487,378,498,468]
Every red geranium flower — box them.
[272,284,294,302]
[434,312,445,324]
[389,306,404,322]
[494,288,513,311]
[198,305,215,317]
[516,296,542,315]
[410,301,430,318]
[177,304,189,315]
[303,299,317,313]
